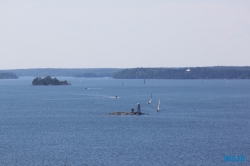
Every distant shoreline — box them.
[0,72,18,79]
[1,67,250,79]
[113,67,250,79]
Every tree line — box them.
[113,67,250,79]
[0,72,18,79]
[0,68,121,77]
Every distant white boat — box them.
[186,69,190,72]
[147,93,152,104]
[156,99,160,112]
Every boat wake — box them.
[85,88,102,90]
[109,96,120,98]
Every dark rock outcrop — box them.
[108,112,148,115]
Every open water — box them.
[0,77,249,166]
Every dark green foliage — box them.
[32,76,70,85]
[0,73,18,79]
[113,67,250,79]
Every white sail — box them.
[147,93,152,104]
[156,99,160,111]
[148,98,152,104]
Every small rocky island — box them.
[108,111,148,115]
[32,76,71,85]
[108,106,148,116]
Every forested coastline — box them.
[2,67,250,79]
[113,67,250,79]
[0,68,121,77]
[0,72,18,79]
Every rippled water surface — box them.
[0,77,249,165]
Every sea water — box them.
[0,77,249,166]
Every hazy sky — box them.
[1,0,250,69]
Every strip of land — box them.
[0,73,18,79]
[113,67,250,79]
[1,66,250,79]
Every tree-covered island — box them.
[0,72,18,79]
[32,76,71,85]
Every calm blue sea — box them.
[0,77,249,166]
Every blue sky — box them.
[0,0,249,69]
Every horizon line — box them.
[1,65,250,70]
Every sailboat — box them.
[156,99,160,112]
[147,93,152,104]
